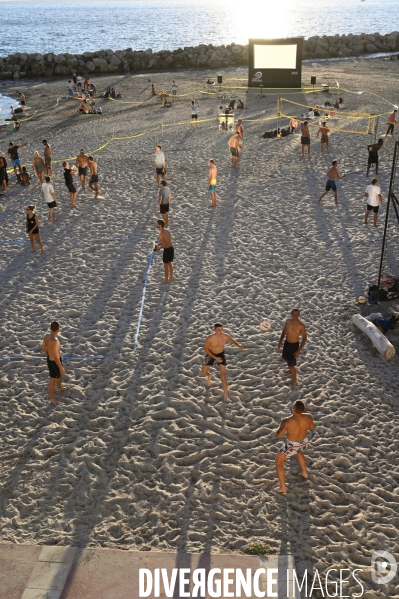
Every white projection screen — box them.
[254,44,297,70]
[248,38,303,88]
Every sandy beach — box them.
[1,57,399,596]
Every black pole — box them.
[377,140,398,302]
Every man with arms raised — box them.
[76,148,89,189]
[201,324,243,402]
[278,308,307,387]
[366,138,383,176]
[275,400,316,493]
[42,321,67,405]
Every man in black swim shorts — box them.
[42,321,68,405]
[201,323,244,402]
[366,139,383,176]
[155,219,174,283]
[76,148,89,189]
[278,309,307,388]
[63,161,78,207]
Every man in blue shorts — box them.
[318,160,346,205]
[7,141,27,176]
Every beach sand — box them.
[0,57,399,595]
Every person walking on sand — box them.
[41,176,57,224]
[7,141,27,176]
[201,323,244,403]
[88,156,100,198]
[26,205,44,254]
[155,219,174,282]
[42,321,68,405]
[76,149,89,189]
[316,121,330,153]
[386,109,397,138]
[278,309,307,388]
[190,100,199,125]
[158,180,171,226]
[171,80,178,99]
[63,161,78,207]
[228,132,240,167]
[275,400,316,494]
[300,121,311,157]
[208,159,217,206]
[236,118,244,153]
[151,83,156,96]
[0,154,8,192]
[154,145,166,187]
[367,138,383,176]
[33,151,45,183]
[42,140,53,178]
[364,178,383,227]
[318,160,346,205]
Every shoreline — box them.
[1,31,399,81]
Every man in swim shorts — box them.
[63,161,78,207]
[154,145,166,187]
[158,180,171,226]
[300,121,311,157]
[190,100,199,125]
[201,323,244,402]
[42,140,53,178]
[42,321,68,405]
[364,178,383,227]
[278,309,307,387]
[76,148,89,189]
[155,219,174,282]
[366,138,383,176]
[318,160,346,205]
[208,159,217,207]
[316,121,330,152]
[41,175,57,224]
[275,400,316,493]
[228,132,240,167]
[7,141,27,176]
[88,156,100,198]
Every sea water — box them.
[0,0,398,57]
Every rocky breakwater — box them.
[1,32,399,80]
[303,30,399,58]
[0,44,248,80]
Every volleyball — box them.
[259,318,271,331]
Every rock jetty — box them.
[1,32,399,80]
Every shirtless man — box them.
[19,92,26,112]
[236,119,244,150]
[316,121,330,153]
[318,160,346,205]
[275,400,316,493]
[42,140,52,177]
[300,121,311,157]
[228,132,240,167]
[202,323,243,402]
[42,321,67,405]
[278,309,307,387]
[289,118,298,133]
[155,219,174,282]
[366,138,383,176]
[208,159,217,207]
[76,149,89,189]
[88,156,99,198]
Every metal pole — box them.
[377,140,398,302]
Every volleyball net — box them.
[277,97,377,135]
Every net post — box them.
[377,140,398,303]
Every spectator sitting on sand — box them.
[79,101,89,113]
[237,99,244,109]
[20,166,31,186]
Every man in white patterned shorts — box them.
[275,400,316,494]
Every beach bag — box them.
[368,285,388,301]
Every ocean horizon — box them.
[0,0,398,58]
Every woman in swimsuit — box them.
[26,206,44,254]
[32,151,45,183]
